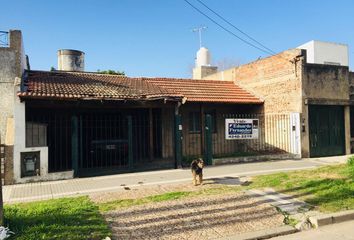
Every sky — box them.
[2,0,354,78]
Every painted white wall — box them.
[297,40,349,66]
[290,112,301,157]
[13,97,73,183]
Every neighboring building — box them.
[297,40,349,66]
[0,30,29,184]
[202,42,353,158]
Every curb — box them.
[213,154,300,166]
[216,225,298,240]
[308,210,354,228]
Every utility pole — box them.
[192,26,207,49]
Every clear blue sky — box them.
[2,0,354,78]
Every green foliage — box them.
[97,69,125,75]
[50,66,56,71]
[5,196,111,240]
[249,164,354,213]
[249,172,290,188]
[347,156,354,167]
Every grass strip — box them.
[5,196,111,240]
[248,161,354,213]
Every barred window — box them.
[26,122,47,147]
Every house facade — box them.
[1,30,352,185]
[1,30,267,184]
[201,45,353,158]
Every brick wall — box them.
[233,49,304,113]
[204,49,304,113]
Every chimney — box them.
[57,49,85,71]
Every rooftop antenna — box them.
[192,26,207,49]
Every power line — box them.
[196,0,276,54]
[183,0,274,55]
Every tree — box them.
[97,69,125,76]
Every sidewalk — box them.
[3,155,349,203]
[271,220,354,240]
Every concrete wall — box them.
[303,64,349,101]
[0,30,24,141]
[192,66,218,79]
[349,72,354,100]
[0,30,27,184]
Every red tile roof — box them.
[145,78,262,104]
[19,71,182,101]
[18,70,263,104]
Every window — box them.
[189,112,201,133]
[26,122,47,147]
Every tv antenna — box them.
[192,26,207,48]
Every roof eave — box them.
[17,93,183,103]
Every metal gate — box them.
[78,112,129,175]
[77,109,173,176]
[26,107,175,177]
[309,105,345,157]
[181,113,301,166]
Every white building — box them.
[297,40,349,66]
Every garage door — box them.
[309,105,345,157]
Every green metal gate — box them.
[309,105,345,157]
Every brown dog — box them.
[191,158,204,186]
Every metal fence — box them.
[182,113,300,164]
[26,109,72,172]
[26,107,176,176]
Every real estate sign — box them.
[225,119,259,139]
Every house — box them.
[200,41,354,158]
[1,30,266,184]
